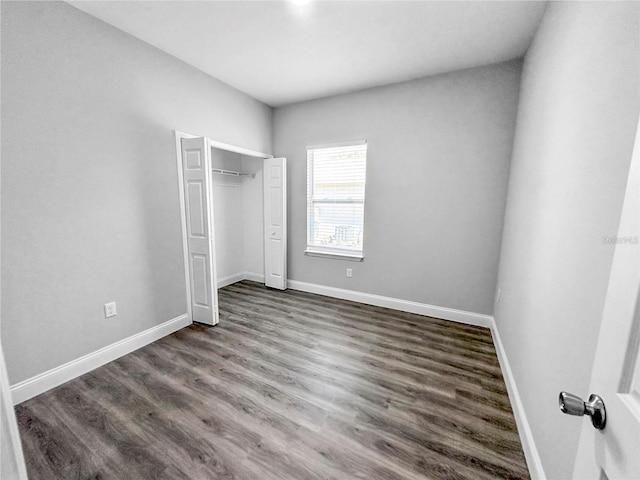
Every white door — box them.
[263,158,287,290]
[572,119,640,479]
[181,137,219,326]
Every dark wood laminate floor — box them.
[16,281,530,480]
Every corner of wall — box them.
[490,320,547,480]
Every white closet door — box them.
[263,158,287,290]
[181,137,219,325]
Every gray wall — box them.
[210,150,265,282]
[241,156,266,277]
[211,149,246,281]
[494,2,640,478]
[274,61,521,314]
[1,1,272,385]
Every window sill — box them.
[304,249,364,262]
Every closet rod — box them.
[211,168,255,178]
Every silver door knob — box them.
[559,392,606,430]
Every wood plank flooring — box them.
[15,281,529,479]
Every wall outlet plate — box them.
[346,268,353,278]
[104,302,117,318]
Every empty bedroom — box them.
[1,1,639,479]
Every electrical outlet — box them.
[346,268,353,278]
[496,288,501,304]
[104,301,117,318]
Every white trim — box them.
[175,131,272,160]
[208,138,272,159]
[175,131,195,323]
[244,271,266,283]
[10,314,191,405]
[1,343,28,479]
[286,279,493,328]
[304,249,364,261]
[490,321,546,480]
[216,271,266,289]
[205,137,221,326]
[307,139,367,150]
[217,272,247,289]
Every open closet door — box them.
[263,157,287,290]
[181,137,219,325]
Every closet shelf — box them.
[212,168,255,179]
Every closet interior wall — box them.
[210,147,265,285]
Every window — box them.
[306,141,367,259]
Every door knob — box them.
[559,392,606,430]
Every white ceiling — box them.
[68,1,547,107]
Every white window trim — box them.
[306,139,367,151]
[304,248,364,261]
[306,140,367,260]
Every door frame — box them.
[1,341,28,479]
[174,131,272,323]
[572,116,640,478]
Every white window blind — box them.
[306,141,367,258]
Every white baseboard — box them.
[217,272,247,289]
[244,271,265,283]
[218,271,265,288]
[490,321,546,480]
[286,279,494,328]
[10,313,191,405]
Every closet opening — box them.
[175,131,287,327]
[210,147,266,289]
